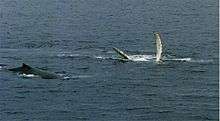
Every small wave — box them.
[126,106,150,111]
[95,56,115,60]
[57,53,80,58]
[0,64,7,70]
[6,111,25,115]
[106,50,116,54]
[95,56,106,59]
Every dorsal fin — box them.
[22,63,31,70]
[154,32,163,62]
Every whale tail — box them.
[154,32,163,62]
[113,47,130,59]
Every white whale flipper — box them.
[154,32,163,62]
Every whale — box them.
[113,32,163,62]
[9,63,59,79]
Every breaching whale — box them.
[113,32,163,62]
[9,63,59,79]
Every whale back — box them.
[9,63,58,79]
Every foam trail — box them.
[189,59,214,63]
[63,75,93,80]
[164,58,214,63]
[164,58,192,61]
[57,53,80,57]
[95,56,114,60]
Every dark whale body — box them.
[9,63,58,79]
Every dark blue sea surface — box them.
[0,0,219,121]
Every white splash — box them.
[18,73,39,78]
[128,55,155,62]
[96,54,213,64]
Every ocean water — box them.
[0,0,219,121]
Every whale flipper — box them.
[154,32,163,62]
[113,47,130,59]
[9,63,58,79]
